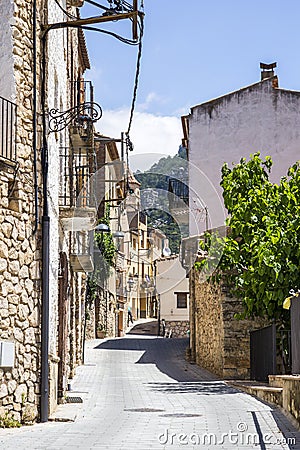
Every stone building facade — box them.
[190,269,267,379]
[0,0,93,423]
[84,156,158,339]
[0,0,42,424]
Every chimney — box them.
[260,62,277,80]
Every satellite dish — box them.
[162,247,171,257]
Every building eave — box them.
[189,76,285,113]
[78,27,90,71]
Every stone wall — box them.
[0,0,43,424]
[94,290,117,338]
[193,272,267,379]
[85,302,96,340]
[0,0,88,423]
[164,320,189,338]
[0,207,41,424]
[282,376,300,427]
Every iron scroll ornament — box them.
[48,102,103,132]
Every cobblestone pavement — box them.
[1,336,300,450]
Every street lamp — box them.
[95,223,110,233]
[113,231,125,238]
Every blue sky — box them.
[81,0,300,169]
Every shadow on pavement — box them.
[147,381,237,395]
[270,409,300,450]
[94,336,300,445]
[127,320,158,335]
[95,336,224,384]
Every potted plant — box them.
[96,324,106,339]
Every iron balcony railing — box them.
[71,79,94,107]
[168,177,189,209]
[277,330,292,375]
[0,95,17,162]
[59,147,94,208]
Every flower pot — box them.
[96,330,106,339]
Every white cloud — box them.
[137,92,168,112]
[86,65,103,82]
[95,108,182,171]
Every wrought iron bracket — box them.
[48,102,102,132]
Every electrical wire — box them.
[84,0,111,12]
[80,24,140,45]
[126,13,144,137]
[122,1,134,11]
[50,1,145,151]
[85,0,133,15]
[47,21,141,46]
[50,0,143,47]
[54,0,78,20]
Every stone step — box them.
[269,374,284,388]
[226,380,283,407]
[269,374,300,388]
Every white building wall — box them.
[188,77,300,235]
[47,1,70,356]
[156,256,189,321]
[0,0,15,100]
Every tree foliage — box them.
[197,153,300,323]
[94,205,116,282]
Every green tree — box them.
[197,153,300,324]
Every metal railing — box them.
[71,78,93,110]
[277,330,292,375]
[59,147,93,208]
[0,96,17,162]
[168,178,189,209]
[250,324,277,382]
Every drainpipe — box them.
[32,0,39,234]
[40,29,50,423]
[32,0,49,422]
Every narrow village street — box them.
[0,326,299,450]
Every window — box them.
[0,96,17,162]
[176,292,188,309]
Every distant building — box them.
[183,64,300,234]
[155,255,189,338]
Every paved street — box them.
[0,335,300,450]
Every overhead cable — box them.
[126,13,144,138]
[54,0,78,19]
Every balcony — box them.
[69,79,97,150]
[59,146,97,231]
[140,275,155,292]
[0,96,17,169]
[70,231,94,273]
[116,271,127,303]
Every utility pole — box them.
[43,10,143,36]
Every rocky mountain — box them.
[135,146,188,254]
